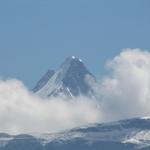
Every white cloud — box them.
[0,79,101,134]
[95,48,150,121]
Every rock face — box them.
[33,56,95,98]
[1,117,150,150]
[33,70,55,92]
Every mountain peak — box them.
[60,56,86,75]
[62,56,83,66]
[33,57,95,98]
[71,56,82,62]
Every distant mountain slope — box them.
[33,70,55,92]
[33,56,95,98]
[1,117,150,150]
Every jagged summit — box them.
[33,57,95,98]
[60,56,83,68]
[70,55,82,62]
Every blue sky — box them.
[0,0,149,88]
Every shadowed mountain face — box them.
[33,56,95,98]
[33,70,55,92]
[1,118,150,150]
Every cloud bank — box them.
[1,48,150,134]
[0,80,101,134]
[95,48,150,121]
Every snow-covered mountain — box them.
[33,56,95,98]
[1,117,150,150]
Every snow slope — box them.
[1,117,150,150]
[33,56,95,98]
